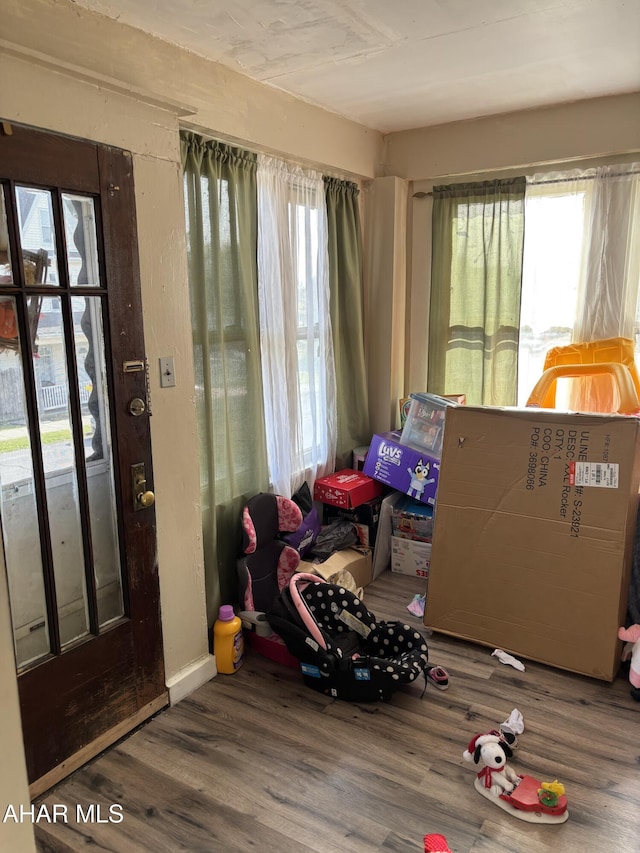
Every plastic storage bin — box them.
[399,392,459,457]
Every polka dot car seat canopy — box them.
[267,572,434,702]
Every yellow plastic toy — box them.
[526,337,640,415]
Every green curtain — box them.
[181,132,269,628]
[324,176,370,467]
[428,178,526,406]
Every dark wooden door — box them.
[0,122,166,793]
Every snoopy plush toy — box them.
[463,732,519,796]
[462,730,569,823]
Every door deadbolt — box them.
[129,397,146,416]
[132,462,155,511]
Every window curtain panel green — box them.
[324,176,370,468]
[428,178,526,406]
[181,131,269,624]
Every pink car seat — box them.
[237,492,303,662]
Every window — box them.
[257,155,335,497]
[39,207,52,245]
[518,167,640,407]
[429,164,640,410]
[292,197,327,466]
[517,186,587,405]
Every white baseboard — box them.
[165,653,217,705]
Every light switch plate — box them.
[159,356,176,388]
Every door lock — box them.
[132,462,155,511]
[129,397,146,417]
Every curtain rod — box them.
[527,168,640,187]
[413,166,640,197]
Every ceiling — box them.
[73,0,640,133]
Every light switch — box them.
[159,356,176,388]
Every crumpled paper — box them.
[492,648,526,671]
[500,708,524,736]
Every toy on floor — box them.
[618,624,640,701]
[425,663,449,690]
[463,732,569,824]
[424,833,452,852]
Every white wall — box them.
[363,177,408,434]
[384,92,640,181]
[0,1,384,848]
[0,577,35,853]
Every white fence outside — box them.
[39,384,91,411]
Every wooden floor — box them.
[35,570,640,853]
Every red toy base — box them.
[474,775,569,824]
[424,833,452,852]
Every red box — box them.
[313,469,383,509]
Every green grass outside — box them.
[0,425,92,453]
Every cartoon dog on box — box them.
[407,460,435,499]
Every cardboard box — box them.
[391,535,431,580]
[301,546,373,590]
[371,491,404,579]
[323,496,383,548]
[424,406,640,681]
[313,469,383,509]
[391,494,434,542]
[363,432,440,506]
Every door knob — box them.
[132,462,154,511]
[137,490,155,508]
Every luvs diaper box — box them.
[363,431,440,506]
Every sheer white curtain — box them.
[573,163,640,343]
[518,163,640,410]
[256,154,336,497]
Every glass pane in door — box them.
[0,298,51,669]
[15,186,58,285]
[0,186,13,284]
[71,296,124,627]
[62,195,101,287]
[35,297,90,648]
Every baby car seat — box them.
[237,492,304,660]
[267,572,431,702]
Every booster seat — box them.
[236,492,304,662]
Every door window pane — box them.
[16,186,58,285]
[72,297,124,626]
[0,186,13,284]
[35,297,90,648]
[0,298,51,669]
[62,195,101,287]
[0,296,19,344]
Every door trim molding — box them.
[29,692,168,800]
[165,653,218,706]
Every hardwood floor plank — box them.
[35,569,640,853]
